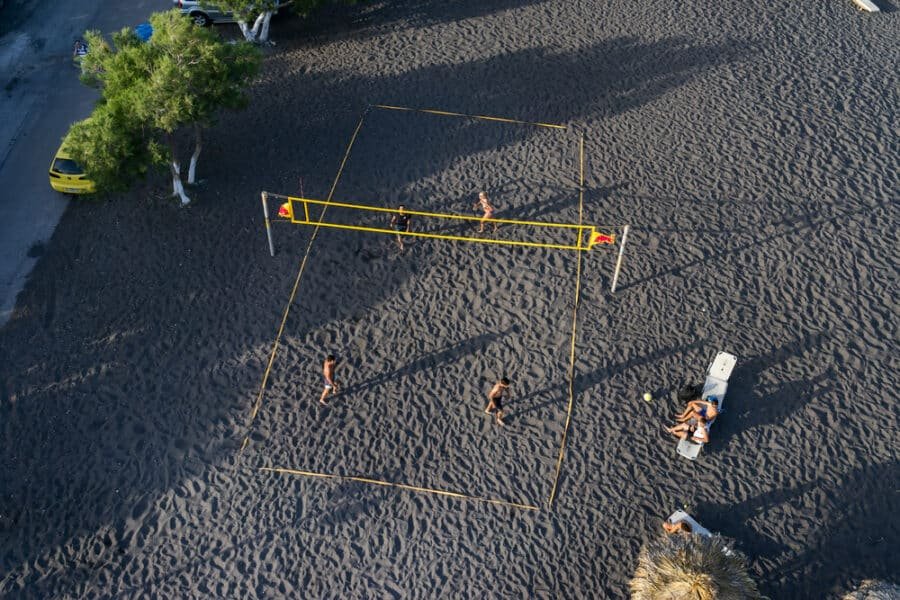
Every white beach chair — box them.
[667,510,712,537]
[851,0,880,12]
[666,510,734,555]
[676,351,737,460]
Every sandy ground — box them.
[1,0,898,597]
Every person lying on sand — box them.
[665,417,710,443]
[663,520,693,535]
[484,377,510,426]
[390,205,411,252]
[473,191,497,233]
[675,397,719,423]
[319,354,338,405]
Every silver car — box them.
[172,1,290,27]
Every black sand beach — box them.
[1,0,898,597]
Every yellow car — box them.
[48,140,96,194]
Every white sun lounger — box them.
[667,510,712,537]
[676,351,737,460]
[666,510,734,555]
[851,0,880,12]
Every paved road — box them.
[0,0,161,326]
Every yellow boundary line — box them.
[240,111,369,454]
[260,467,540,511]
[374,103,567,130]
[547,133,585,507]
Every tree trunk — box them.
[170,160,190,206]
[250,12,266,40]
[237,20,254,42]
[238,12,274,43]
[188,124,202,185]
[258,12,273,43]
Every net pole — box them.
[261,191,275,257]
[610,224,630,293]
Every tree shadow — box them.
[244,35,755,199]
[289,0,557,48]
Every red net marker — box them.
[589,229,615,248]
[278,202,293,219]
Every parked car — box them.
[73,23,152,67]
[48,137,95,195]
[172,1,291,27]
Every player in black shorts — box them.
[484,377,510,426]
[390,205,412,252]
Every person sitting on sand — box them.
[473,191,497,233]
[675,397,719,423]
[663,519,693,535]
[484,377,510,426]
[665,417,710,443]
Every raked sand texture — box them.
[1,0,897,598]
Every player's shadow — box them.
[339,329,510,397]
[505,396,562,425]
[574,337,710,395]
[506,337,709,424]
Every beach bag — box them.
[677,384,701,402]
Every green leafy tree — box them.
[71,10,260,203]
[65,106,162,194]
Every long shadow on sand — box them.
[339,329,510,397]
[505,338,709,427]
[708,331,832,449]
[0,15,753,598]
[695,459,900,598]
[618,203,880,291]
[249,36,755,197]
[292,0,557,47]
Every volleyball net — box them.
[264,192,618,252]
